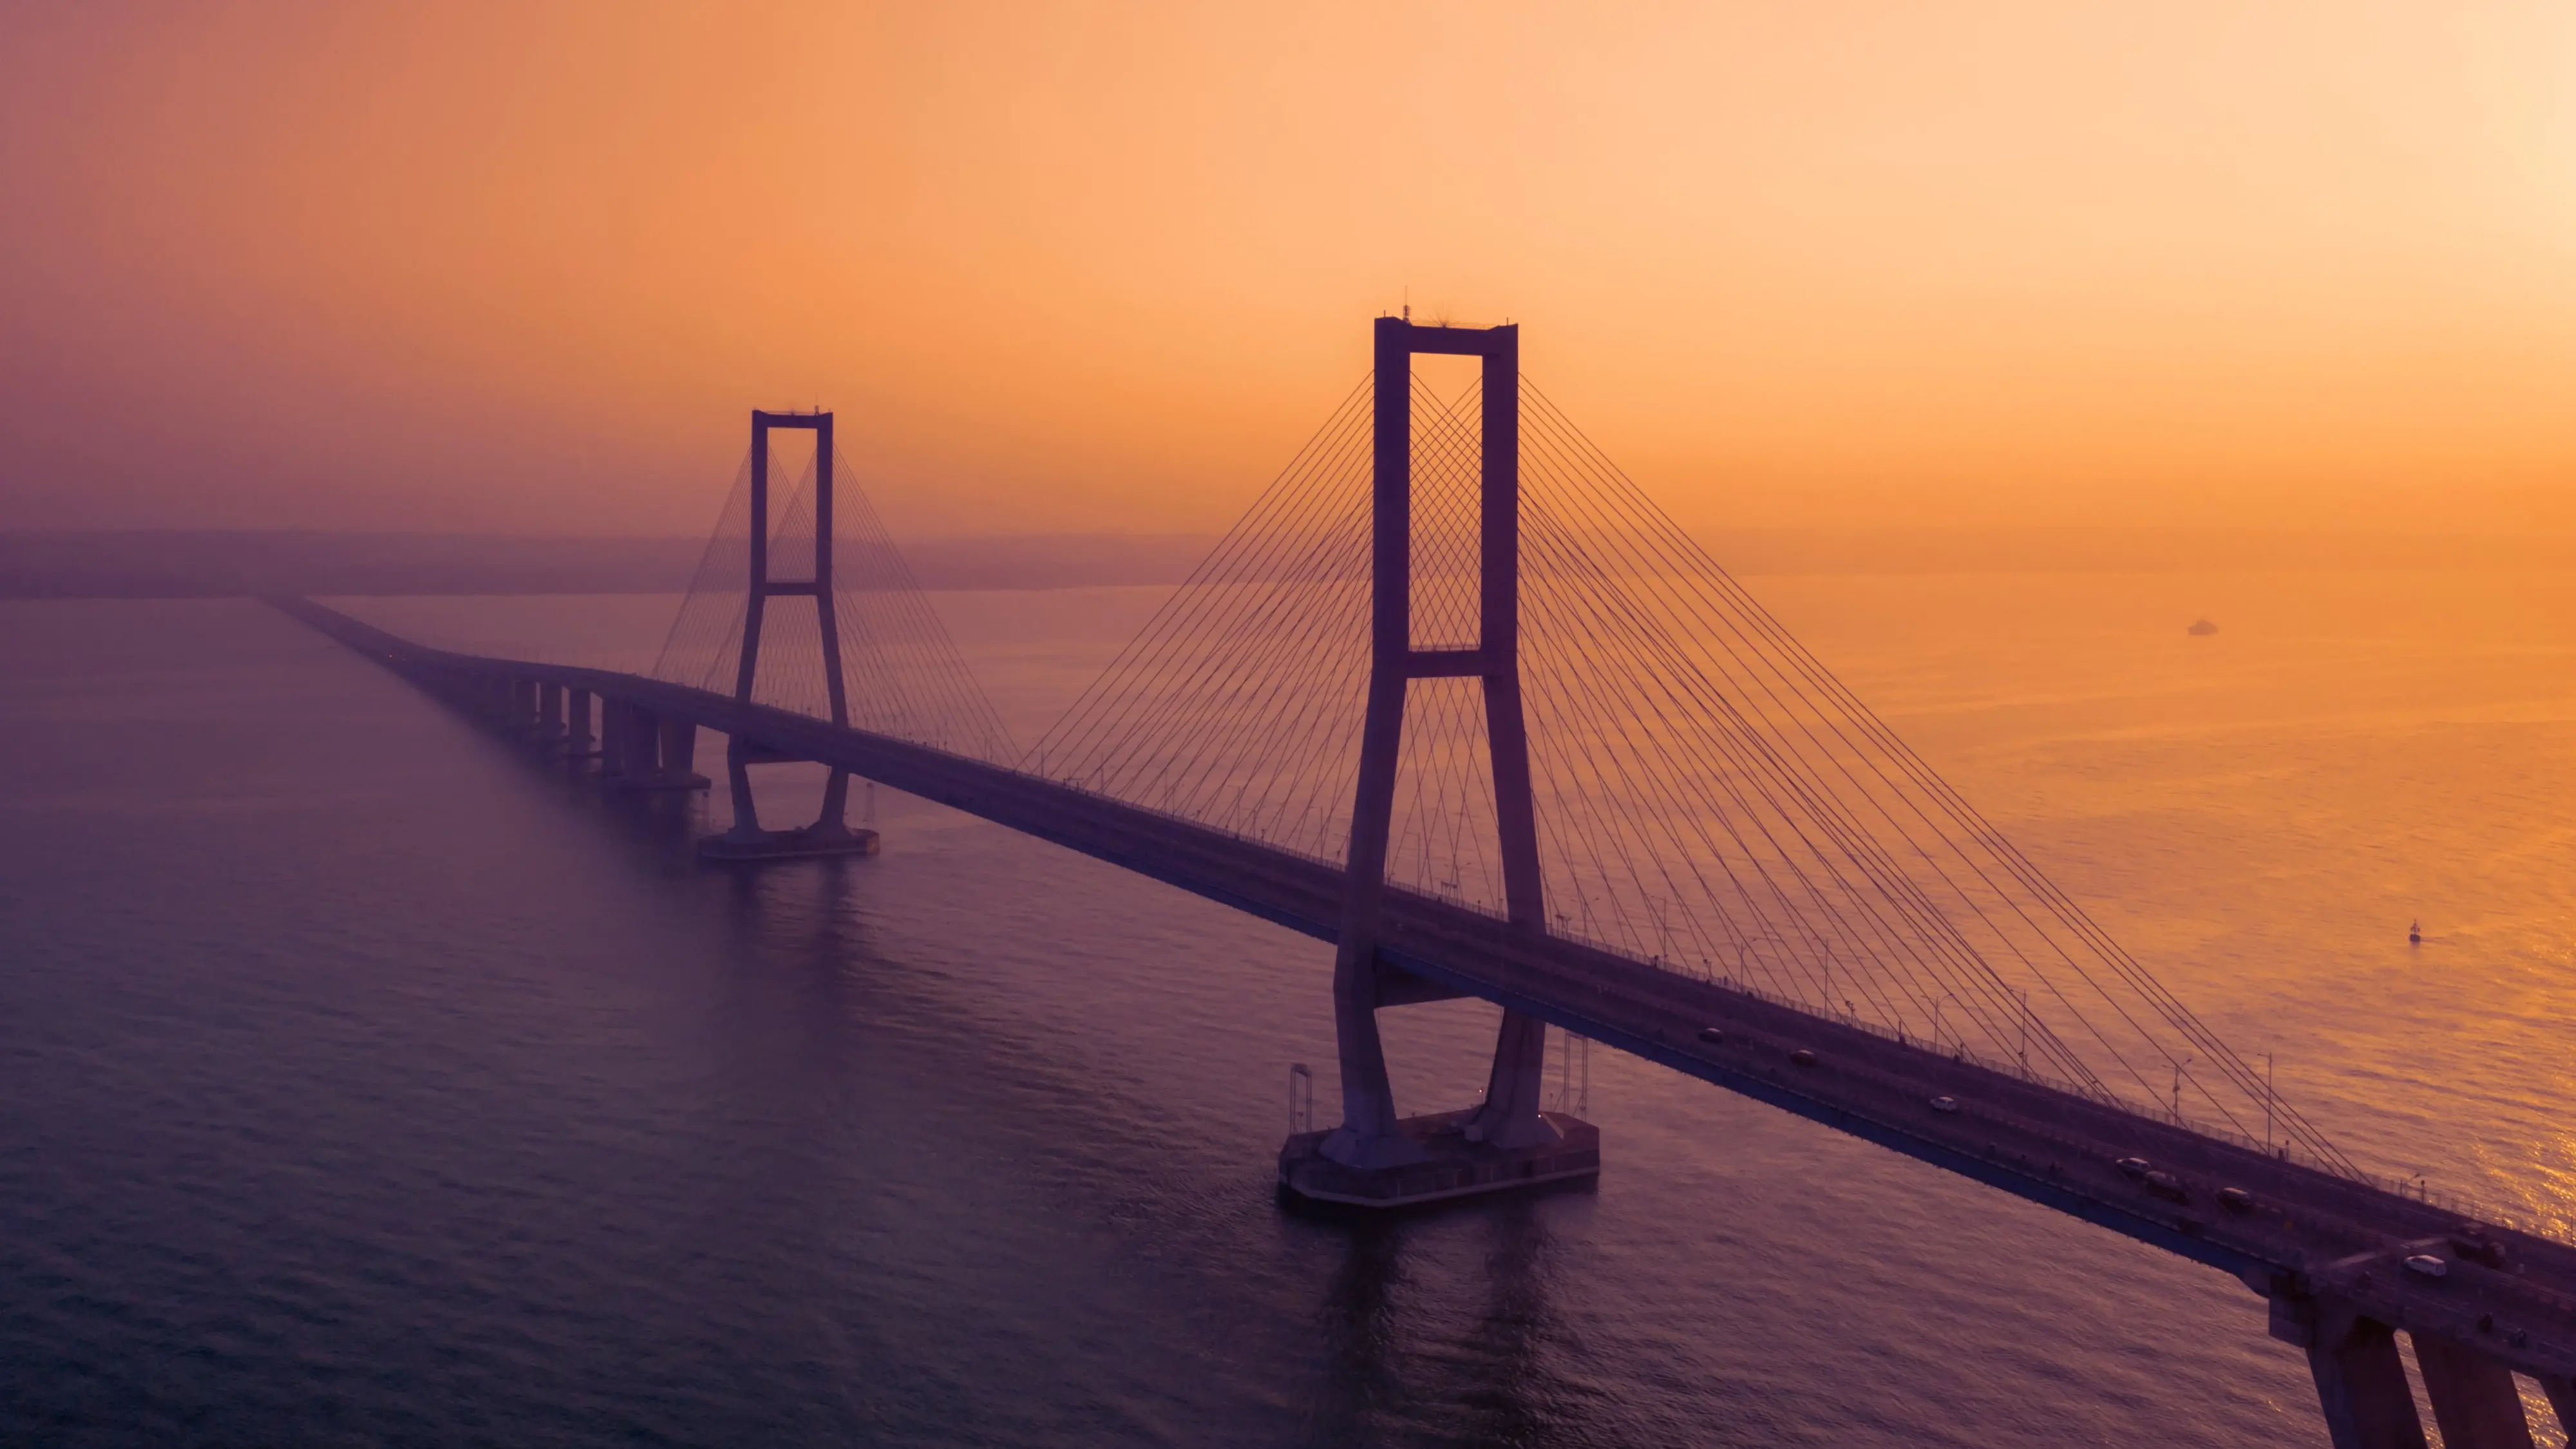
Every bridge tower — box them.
[699,408,881,861]
[1293,317,1598,1194]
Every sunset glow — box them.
[5,1,2571,540]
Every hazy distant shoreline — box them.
[0,527,2565,599]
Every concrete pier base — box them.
[1279,1109,1598,1209]
[696,824,882,862]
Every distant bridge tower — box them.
[1311,317,1584,1181]
[702,408,879,861]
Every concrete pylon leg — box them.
[1320,947,1427,1170]
[2311,1327,2429,1449]
[1468,1009,1562,1149]
[724,737,761,838]
[2279,1297,2427,1449]
[2414,1336,2535,1449]
[815,770,851,835]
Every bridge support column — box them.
[627,706,653,775]
[815,770,854,837]
[694,408,877,864]
[539,683,564,751]
[565,688,594,761]
[603,703,640,781]
[1468,1010,1555,1148]
[2413,1336,2534,1449]
[1280,316,1597,1204]
[702,737,875,860]
[723,737,761,835]
[607,708,709,793]
[2273,1294,2428,1449]
[661,718,697,778]
[598,703,624,777]
[635,709,664,774]
[1321,938,1414,1167]
[1314,323,1431,1174]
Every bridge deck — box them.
[276,596,2576,1383]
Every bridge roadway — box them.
[279,596,2576,1422]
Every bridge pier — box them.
[700,737,876,860]
[2275,1294,2429,1449]
[603,705,710,793]
[662,717,697,777]
[1468,1009,1559,1149]
[538,682,564,752]
[597,701,630,778]
[564,688,596,760]
[2414,1336,2535,1449]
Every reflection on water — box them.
[1312,1218,1410,1443]
[1302,1195,1589,1448]
[4,571,2573,1446]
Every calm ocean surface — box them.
[5,569,2573,1446]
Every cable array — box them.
[639,375,2344,1169]
[651,445,1014,762]
[1025,370,2350,1170]
[1026,378,1378,852]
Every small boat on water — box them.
[2187,619,2219,637]
[2409,920,2421,945]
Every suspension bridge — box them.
[279,317,2571,1449]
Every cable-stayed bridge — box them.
[281,318,2567,1449]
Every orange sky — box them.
[2,1,2571,539]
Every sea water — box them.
[4,568,2571,1446]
